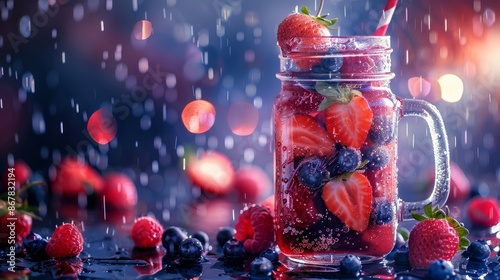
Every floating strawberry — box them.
[466,196,500,228]
[408,203,469,269]
[281,114,335,160]
[51,157,104,197]
[277,3,337,70]
[317,83,373,149]
[321,172,373,232]
[186,151,235,195]
[102,172,138,209]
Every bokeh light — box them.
[186,151,234,195]
[181,100,216,134]
[227,102,259,136]
[87,108,117,145]
[133,20,153,40]
[408,77,431,98]
[438,74,464,103]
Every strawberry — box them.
[321,172,373,232]
[45,223,84,258]
[277,4,336,70]
[466,196,500,228]
[319,85,373,149]
[130,216,164,249]
[281,173,323,229]
[102,172,138,209]
[186,151,235,195]
[361,224,395,256]
[280,114,335,160]
[0,211,32,245]
[234,204,274,256]
[408,203,469,269]
[50,157,104,197]
[274,84,325,118]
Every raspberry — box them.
[234,204,274,256]
[46,223,84,258]
[131,216,164,249]
[0,212,32,245]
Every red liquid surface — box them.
[274,81,400,261]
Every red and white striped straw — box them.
[374,0,398,36]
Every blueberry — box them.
[368,116,395,145]
[370,200,393,225]
[223,238,245,259]
[23,234,49,261]
[320,56,343,73]
[427,259,455,280]
[362,146,390,170]
[394,231,407,251]
[394,246,411,267]
[297,156,329,190]
[191,230,210,252]
[216,227,235,248]
[329,148,361,176]
[339,255,362,276]
[249,257,273,279]
[178,238,203,263]
[462,239,491,262]
[26,172,47,207]
[162,226,188,257]
[259,247,279,263]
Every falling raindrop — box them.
[181,100,216,134]
[32,111,46,134]
[73,4,84,22]
[19,15,31,38]
[87,108,117,145]
[21,72,35,93]
[106,0,113,11]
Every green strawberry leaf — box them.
[315,82,360,111]
[411,212,427,221]
[459,237,471,250]
[299,1,338,29]
[300,5,310,16]
[397,228,409,241]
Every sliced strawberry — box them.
[281,114,335,160]
[325,95,373,148]
[322,172,373,232]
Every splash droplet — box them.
[87,109,117,145]
[181,100,215,134]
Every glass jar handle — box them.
[398,99,451,221]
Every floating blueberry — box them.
[362,146,390,170]
[249,257,273,279]
[216,227,235,248]
[297,156,329,190]
[162,226,188,257]
[370,200,393,225]
[427,259,455,280]
[329,147,361,176]
[191,230,210,252]
[320,56,343,73]
[462,239,491,262]
[178,238,203,263]
[339,255,362,276]
[368,115,395,145]
[259,247,279,264]
[223,238,245,259]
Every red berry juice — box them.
[274,36,400,264]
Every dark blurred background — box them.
[1,0,500,222]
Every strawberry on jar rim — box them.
[277,4,337,70]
